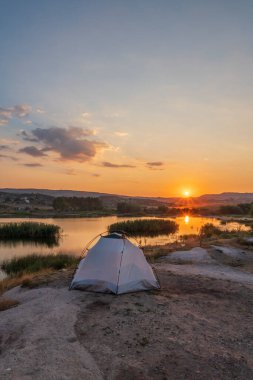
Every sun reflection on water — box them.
[184,215,190,224]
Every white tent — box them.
[70,233,160,294]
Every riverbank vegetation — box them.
[108,218,179,237]
[53,196,103,211]
[1,253,78,276]
[0,222,60,246]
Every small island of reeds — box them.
[0,222,60,246]
[108,218,179,237]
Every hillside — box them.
[0,189,253,212]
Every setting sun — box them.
[183,190,191,197]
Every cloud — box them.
[0,104,31,118]
[81,112,92,118]
[0,104,32,126]
[0,118,8,126]
[0,154,18,161]
[146,161,164,166]
[36,107,45,114]
[114,131,129,137]
[22,120,33,125]
[19,146,47,157]
[22,163,43,167]
[102,161,136,168]
[0,145,9,150]
[65,169,76,176]
[0,138,19,145]
[13,104,31,117]
[146,161,165,170]
[20,126,107,162]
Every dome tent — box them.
[70,232,160,294]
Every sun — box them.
[183,190,191,197]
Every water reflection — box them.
[0,237,60,249]
[184,215,190,224]
[0,216,250,262]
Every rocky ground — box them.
[0,245,253,380]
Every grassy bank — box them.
[1,253,78,276]
[0,253,79,296]
[0,222,60,246]
[108,218,179,237]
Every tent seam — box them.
[116,238,126,294]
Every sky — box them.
[0,0,253,197]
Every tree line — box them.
[53,197,103,211]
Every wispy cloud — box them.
[22,120,33,125]
[0,118,8,126]
[102,161,136,168]
[0,154,18,161]
[19,146,47,157]
[114,131,129,137]
[20,126,108,162]
[0,145,10,150]
[81,112,92,119]
[22,163,43,167]
[0,138,19,145]
[36,107,45,114]
[146,161,164,170]
[146,161,164,166]
[0,104,31,118]
[0,104,32,126]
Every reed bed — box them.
[0,222,60,245]
[108,218,178,237]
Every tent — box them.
[70,232,160,294]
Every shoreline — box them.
[1,212,253,220]
[1,243,253,379]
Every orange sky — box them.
[1,1,253,197]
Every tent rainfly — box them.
[70,232,160,294]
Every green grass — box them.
[0,222,60,246]
[1,253,78,276]
[108,218,178,237]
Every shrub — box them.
[108,219,178,237]
[199,223,222,238]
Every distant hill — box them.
[0,188,110,198]
[192,192,253,206]
[0,188,253,207]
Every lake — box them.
[0,215,249,264]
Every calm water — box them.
[0,216,249,263]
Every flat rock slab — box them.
[212,245,249,259]
[0,287,103,380]
[243,237,253,244]
[166,247,214,264]
[155,262,253,286]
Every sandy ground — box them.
[0,246,253,380]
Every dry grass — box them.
[0,269,55,295]
[0,297,20,312]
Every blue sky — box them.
[0,0,253,196]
